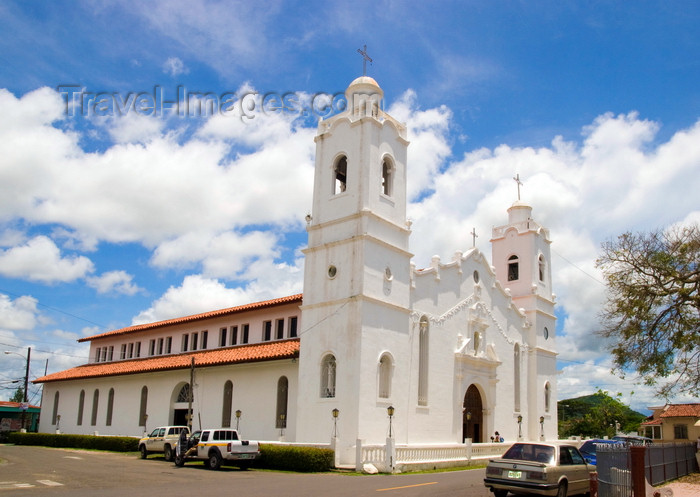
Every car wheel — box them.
[494,490,508,497]
[556,481,568,497]
[139,445,148,459]
[208,450,222,470]
[164,444,173,461]
[174,454,185,467]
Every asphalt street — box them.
[0,445,491,497]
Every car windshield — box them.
[503,444,555,464]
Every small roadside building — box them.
[0,401,40,433]
[640,403,700,442]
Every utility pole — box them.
[188,357,194,431]
[23,347,30,430]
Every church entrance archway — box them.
[171,382,192,427]
[463,384,483,443]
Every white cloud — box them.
[387,90,452,200]
[0,294,40,331]
[0,87,315,252]
[132,274,254,324]
[102,113,165,144]
[86,270,143,295]
[151,230,280,278]
[162,56,189,77]
[0,236,94,283]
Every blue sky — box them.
[1,1,698,413]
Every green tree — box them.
[596,224,700,398]
[560,390,644,439]
[10,386,24,403]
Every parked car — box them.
[611,435,652,445]
[578,439,623,465]
[138,425,190,461]
[484,442,593,497]
[174,428,260,470]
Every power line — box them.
[0,286,108,330]
[0,341,89,360]
[551,248,606,287]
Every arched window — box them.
[508,255,519,281]
[514,344,521,412]
[222,381,233,428]
[276,376,288,428]
[544,382,551,413]
[381,157,393,196]
[177,384,191,402]
[418,316,429,406]
[91,389,100,426]
[334,156,347,194]
[77,390,85,426]
[52,391,60,425]
[139,386,148,427]
[378,354,393,399]
[538,254,546,282]
[106,388,115,426]
[320,354,336,398]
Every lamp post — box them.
[4,348,30,431]
[56,414,61,433]
[539,416,545,440]
[332,408,339,438]
[235,410,242,431]
[279,414,286,437]
[387,405,395,438]
[517,415,523,440]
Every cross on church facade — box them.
[513,174,523,201]
[357,44,373,76]
[470,228,478,248]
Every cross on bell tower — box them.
[513,173,523,201]
[357,44,373,76]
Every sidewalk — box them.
[659,473,700,497]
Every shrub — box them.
[7,432,139,452]
[254,444,334,472]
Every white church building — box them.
[36,76,558,466]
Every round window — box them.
[328,265,337,278]
[384,266,393,281]
[473,270,480,283]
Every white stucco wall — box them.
[38,359,299,442]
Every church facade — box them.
[36,76,558,465]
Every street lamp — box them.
[4,347,31,431]
[539,416,545,440]
[517,415,523,439]
[332,408,339,438]
[387,406,395,438]
[235,410,242,431]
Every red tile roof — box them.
[34,339,300,384]
[0,401,40,409]
[79,294,303,342]
[660,404,700,418]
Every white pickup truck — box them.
[174,428,260,470]
[138,425,190,461]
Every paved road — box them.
[0,445,491,497]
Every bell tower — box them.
[491,199,558,440]
[296,76,413,458]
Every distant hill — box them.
[557,392,648,438]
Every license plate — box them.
[507,470,522,479]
